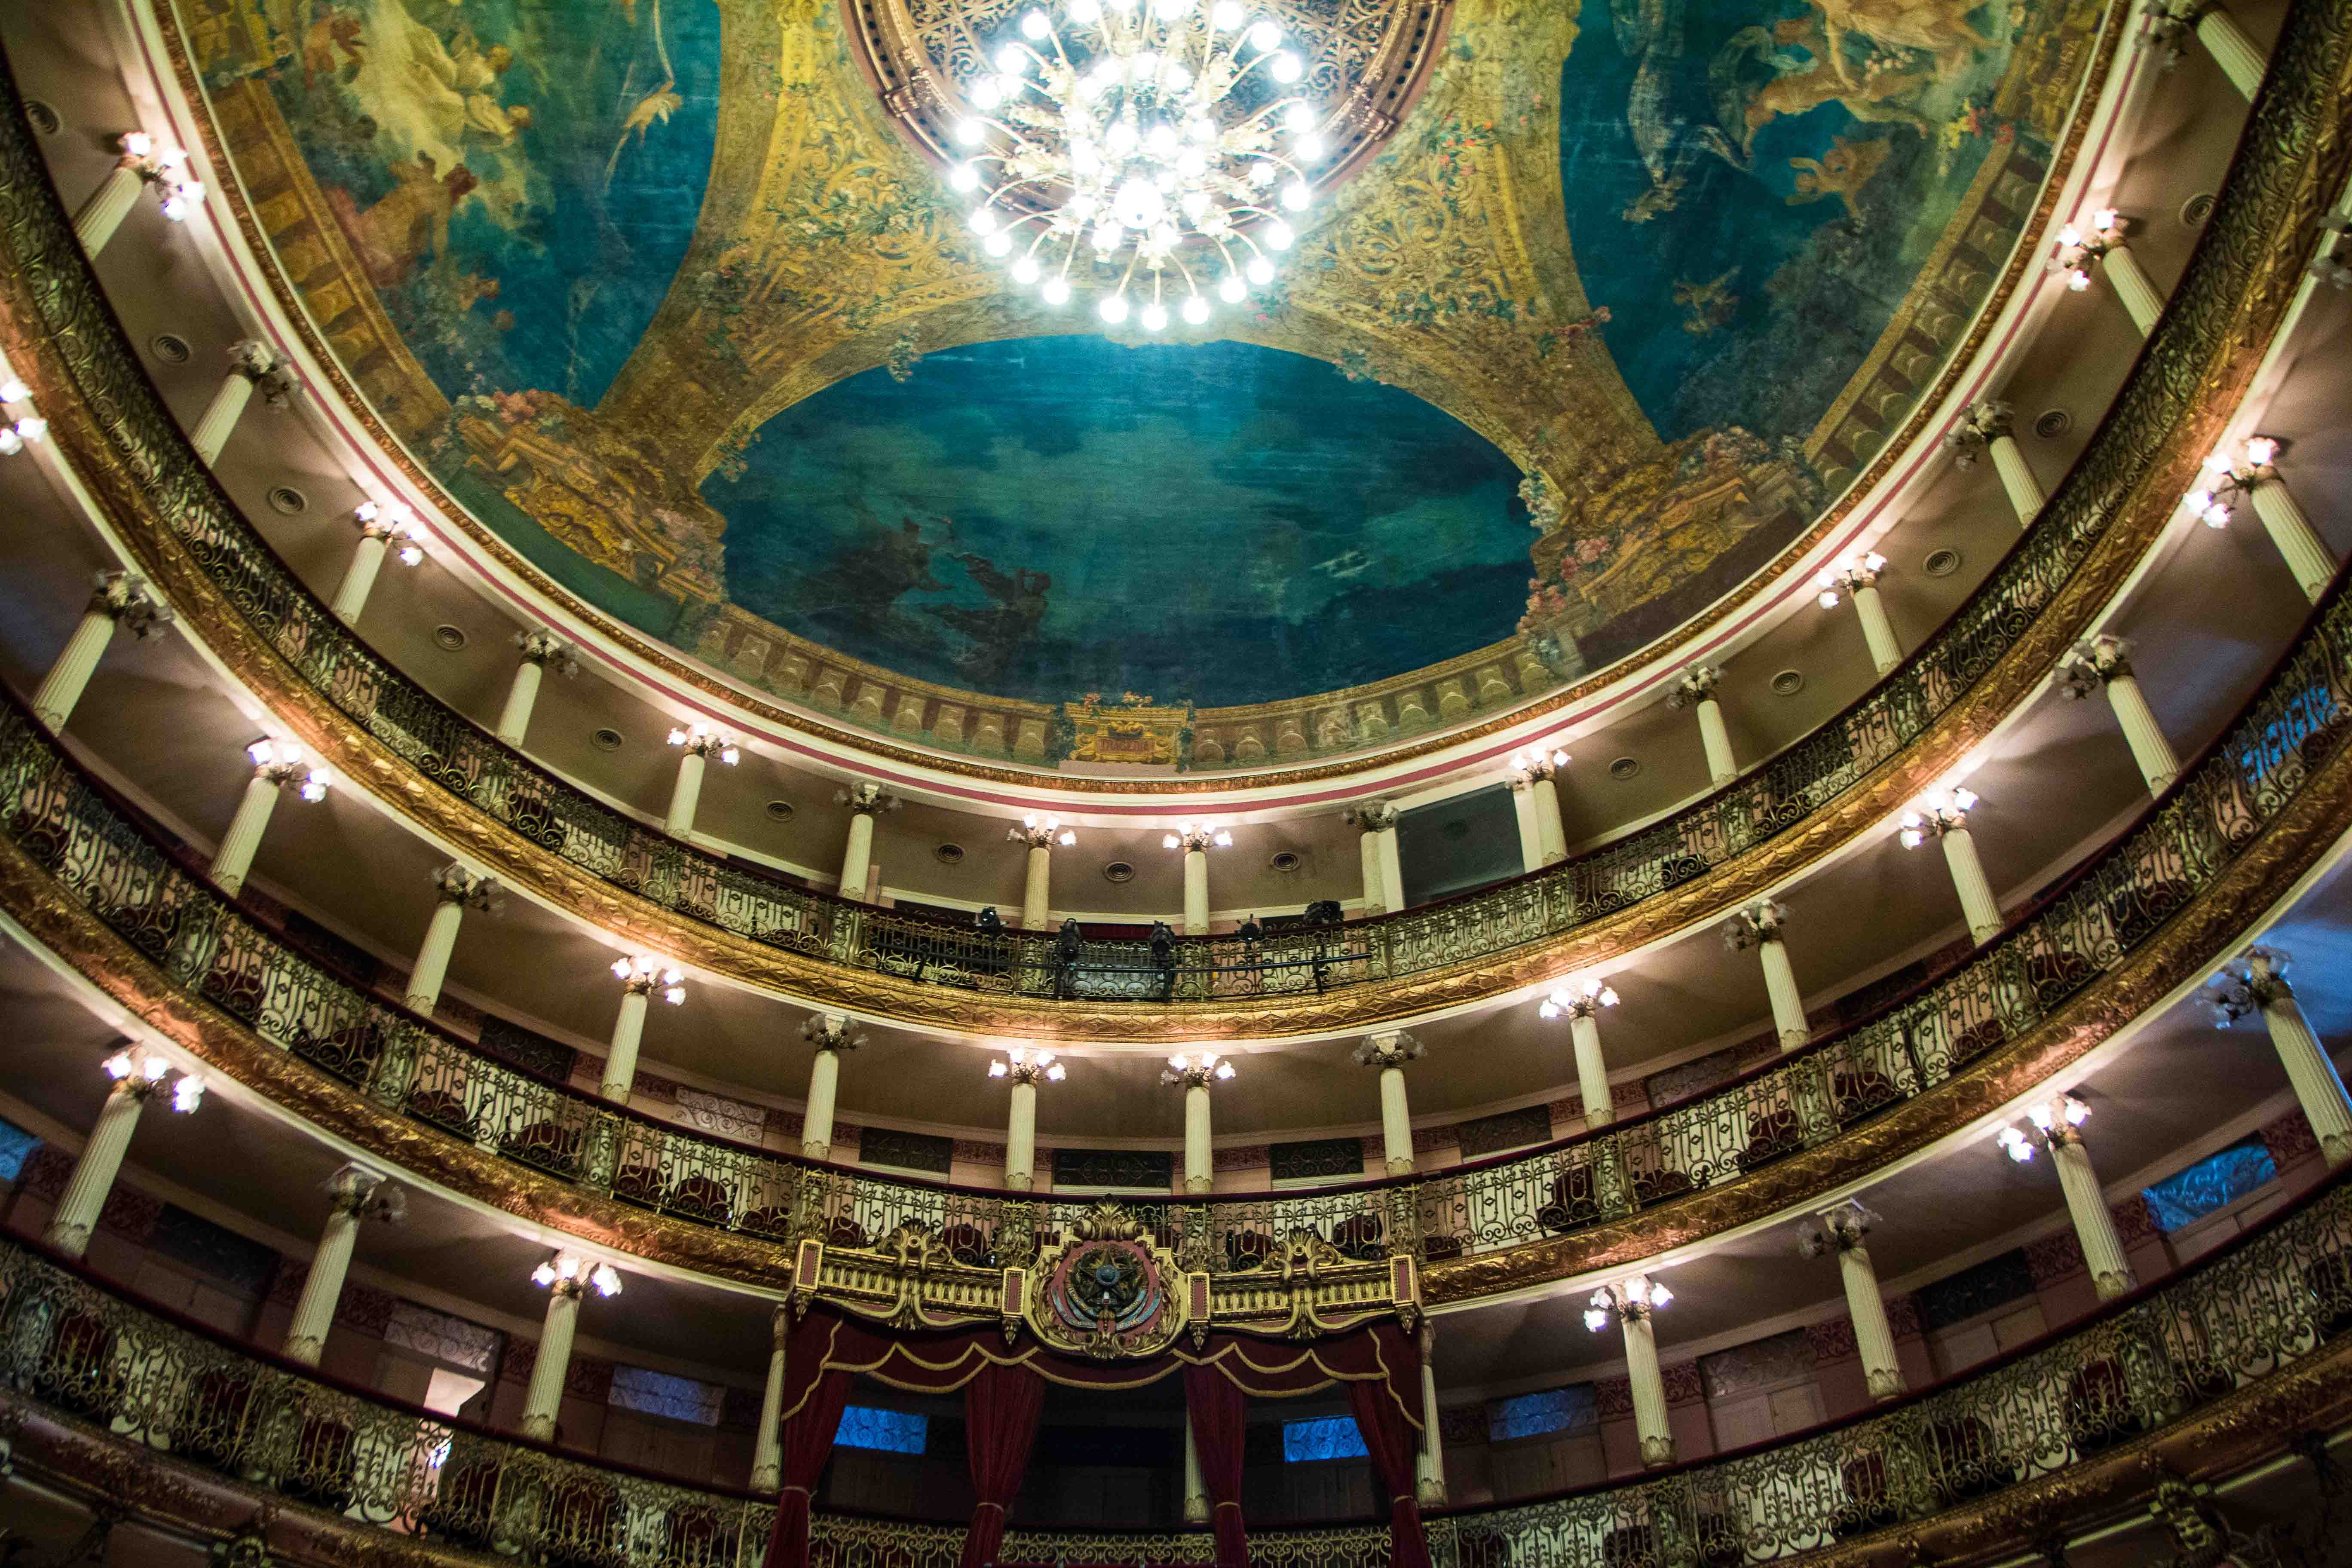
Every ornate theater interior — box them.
[0,0,2348,1563]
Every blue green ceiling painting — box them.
[702,338,1531,705]
[184,0,2103,756]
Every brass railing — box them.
[0,542,2345,1280]
[3,1173,2349,1565]
[1,0,2340,1010]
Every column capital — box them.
[2000,1093,2092,1160]
[1897,787,1977,847]
[2054,634,2133,698]
[1506,747,1568,785]
[1352,1030,1424,1070]
[1541,976,1618,1020]
[1164,822,1231,853]
[244,737,331,799]
[514,628,581,674]
[1815,550,1886,604]
[802,1013,866,1055]
[1719,898,1788,950]
[1343,799,1400,832]
[2185,435,2285,527]
[1008,812,1074,848]
[1795,1198,1881,1256]
[1162,1050,1235,1090]
[612,954,687,1002]
[101,1044,205,1112]
[1667,663,1721,708]
[989,1044,1065,1086]
[325,1164,405,1223]
[225,339,300,404]
[668,722,739,763]
[113,132,203,218]
[2051,209,2130,288]
[533,1250,621,1299]
[2137,0,2217,54]
[1943,398,2015,463]
[837,780,902,816]
[429,862,502,911]
[2208,946,2293,1021]
[1585,1275,1671,1328]
[87,571,174,640]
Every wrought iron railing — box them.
[1,0,2338,1010]
[0,539,2346,1281]
[3,1171,2349,1566]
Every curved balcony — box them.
[3,1169,2350,1566]
[1,7,2345,1038]
[0,555,2347,1302]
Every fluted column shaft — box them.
[803,1045,842,1160]
[520,1285,582,1442]
[283,1202,366,1366]
[1182,1412,1209,1523]
[189,368,260,466]
[1022,844,1052,931]
[1621,1290,1675,1468]
[209,773,283,896]
[2102,247,2165,338]
[1374,823,1404,910]
[1569,1011,1614,1127]
[498,660,546,746]
[1757,937,1808,1050]
[1851,582,1902,675]
[1694,695,1736,787]
[1988,432,2046,525]
[750,1310,790,1493]
[840,810,877,902]
[1416,1323,1446,1504]
[666,751,707,839]
[2249,478,2336,604]
[2050,1131,2137,1300]
[331,533,389,625]
[1531,775,1568,864]
[2104,668,2181,795]
[1938,825,2003,945]
[1837,1243,1906,1401]
[1182,848,1209,935]
[75,164,145,254]
[1358,825,1387,914]
[405,898,468,1015]
[600,990,650,1103]
[2251,968,2352,1166]
[1006,1078,1038,1191]
[2193,6,2269,98]
[35,607,130,732]
[42,1080,147,1259]
[1377,1064,1413,1177]
[1183,1082,1213,1194]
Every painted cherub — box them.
[1787,134,1893,222]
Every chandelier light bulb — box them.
[298,769,330,802]
[1211,0,1244,24]
[1998,1125,2035,1163]
[1010,255,1041,285]
[1141,301,1169,331]
[2244,435,2280,466]
[985,231,1014,257]
[1284,102,1314,132]
[972,78,1004,110]
[0,379,28,404]
[970,208,999,236]
[1099,294,1130,324]
[122,131,154,158]
[1182,294,1211,324]
[1249,19,1281,48]
[1294,132,1326,161]
[1265,220,1294,250]
[1583,1305,1610,1332]
[995,43,1028,73]
[951,162,981,190]
[1023,9,1051,35]
[2091,206,2118,233]
[1042,276,1072,305]
[1246,256,1274,285]
[2025,1102,2053,1131]
[1219,273,1247,303]
[172,1075,206,1114]
[1072,0,1102,18]
[1271,51,1302,82]
[591,1262,623,1297]
[1281,181,1311,211]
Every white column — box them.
[1166,1055,1230,1194]
[1006,1078,1039,1190]
[800,1016,858,1160]
[1840,1243,1906,1400]
[1182,1412,1210,1524]
[33,573,173,732]
[331,532,389,625]
[1672,667,1736,787]
[600,960,682,1103]
[406,864,498,1014]
[1947,401,2043,525]
[2101,246,2165,337]
[1551,989,1617,1127]
[2147,2,2269,98]
[665,726,737,839]
[1416,1323,1446,1506]
[1183,848,1210,934]
[283,1166,398,1367]
[750,1308,790,1493]
[521,1283,585,1442]
[2248,475,2337,604]
[1726,903,1807,1050]
[1357,1032,1423,1177]
[2223,950,2352,1166]
[499,632,576,746]
[1618,1284,1675,1468]
[1009,816,1071,930]
[42,1078,151,1260]
[1820,557,1899,675]
[1938,825,2003,945]
[2058,637,2180,795]
[210,740,327,897]
[1532,775,1567,862]
[1509,783,1546,873]
[190,342,294,466]
[2048,1124,2136,1300]
[1348,803,1402,913]
[1509,751,1571,864]
[75,164,146,255]
[836,784,897,902]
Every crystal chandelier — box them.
[946,0,1326,328]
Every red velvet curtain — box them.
[760,1367,852,1568]
[1346,1378,1431,1568]
[1181,1364,1249,1567]
[959,1360,1047,1568]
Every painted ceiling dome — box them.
[184,0,2102,761]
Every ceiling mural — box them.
[178,0,2105,766]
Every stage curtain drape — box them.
[960,1360,1048,1568]
[1182,1363,1250,1568]
[1347,1376,1432,1568]
[760,1367,853,1568]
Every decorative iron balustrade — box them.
[0,541,2344,1284]
[0,0,2336,1012]
[1,1172,2347,1567]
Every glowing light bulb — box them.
[1248,19,1280,49]
[950,162,981,191]
[1042,276,1072,305]
[1182,294,1210,324]
[1141,301,1169,331]
[1219,272,1246,302]
[1295,132,1326,160]
[1271,51,1302,82]
[995,44,1027,74]
[984,231,1013,256]
[969,208,999,236]
[972,78,1003,110]
[1265,220,1293,250]
[1212,0,1245,24]
[1099,294,1130,324]
[1246,255,1274,285]
[1011,254,1041,284]
[1023,9,1051,36]
[1280,180,1310,210]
